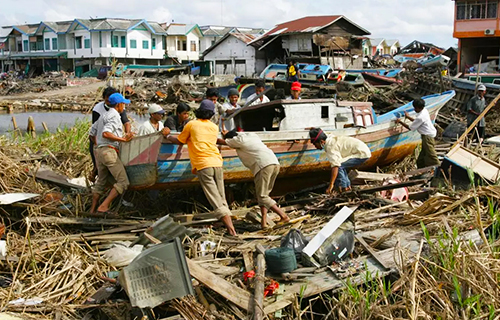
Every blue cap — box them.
[199,99,215,112]
[108,93,130,105]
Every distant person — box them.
[287,60,300,82]
[165,102,191,132]
[287,81,302,100]
[309,128,371,194]
[168,100,237,236]
[89,87,130,182]
[89,93,134,216]
[220,88,240,131]
[137,104,171,136]
[466,84,487,142]
[396,98,439,168]
[222,130,290,229]
[205,87,224,125]
[247,80,270,106]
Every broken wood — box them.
[354,234,391,271]
[348,170,395,184]
[254,251,266,320]
[32,216,148,226]
[348,179,428,195]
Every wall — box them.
[282,34,312,53]
[204,35,256,77]
[200,35,218,52]
[167,31,201,62]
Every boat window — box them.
[321,106,329,118]
[364,114,373,126]
[494,79,500,85]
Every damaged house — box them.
[249,15,370,70]
[453,0,500,73]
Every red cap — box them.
[291,81,302,91]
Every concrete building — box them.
[250,15,370,70]
[199,25,266,52]
[453,0,500,72]
[163,23,203,63]
[203,32,265,77]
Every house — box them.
[199,25,266,52]
[453,0,500,72]
[0,18,167,75]
[202,32,265,77]
[399,40,444,58]
[385,39,401,55]
[163,23,203,63]
[249,15,370,70]
[369,38,387,56]
[361,38,371,58]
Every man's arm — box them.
[120,110,131,133]
[327,166,339,194]
[103,131,133,142]
[167,135,183,145]
[395,118,411,130]
[217,138,227,145]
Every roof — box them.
[68,18,166,35]
[0,27,13,38]
[165,23,203,36]
[200,25,266,37]
[370,38,386,46]
[256,15,370,41]
[385,39,400,47]
[6,51,68,59]
[202,32,259,56]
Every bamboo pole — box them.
[451,92,500,150]
[254,244,266,320]
[42,122,49,133]
[27,116,36,138]
[11,116,18,131]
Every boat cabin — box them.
[232,99,375,132]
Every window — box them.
[75,36,82,49]
[120,36,126,48]
[112,36,119,48]
[23,40,29,52]
[177,40,181,51]
[52,38,58,50]
[84,38,90,49]
[30,42,36,51]
[190,40,196,51]
[152,38,156,49]
[142,40,149,49]
[99,32,103,47]
[162,36,166,50]
[211,40,216,46]
[456,1,498,20]
[182,40,187,51]
[45,38,50,50]
[130,39,137,49]
[321,106,329,119]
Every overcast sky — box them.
[1,0,457,48]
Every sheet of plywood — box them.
[446,145,500,182]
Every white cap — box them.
[477,84,486,91]
[147,104,165,114]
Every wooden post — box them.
[474,55,482,95]
[42,122,49,133]
[451,92,500,150]
[27,116,36,138]
[254,251,266,320]
[11,116,18,131]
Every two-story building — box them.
[163,23,203,64]
[249,15,370,70]
[453,0,500,72]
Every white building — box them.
[163,23,203,63]
[199,25,266,53]
[385,39,401,56]
[203,32,266,77]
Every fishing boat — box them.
[121,91,456,189]
[465,73,500,85]
[361,72,402,86]
[417,55,450,68]
[451,78,500,91]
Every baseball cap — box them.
[228,88,240,97]
[147,103,165,114]
[108,93,130,105]
[478,84,486,91]
[291,81,302,91]
[199,99,215,112]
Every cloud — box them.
[0,0,457,47]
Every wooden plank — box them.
[186,258,252,311]
[254,253,265,320]
[243,251,254,272]
[32,168,85,189]
[42,223,151,242]
[348,170,395,184]
[347,179,428,196]
[32,216,149,226]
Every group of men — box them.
[88,78,445,235]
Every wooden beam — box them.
[347,179,428,196]
[186,258,252,311]
[254,253,266,320]
[32,216,149,226]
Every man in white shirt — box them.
[222,130,290,229]
[309,128,371,194]
[246,80,270,106]
[220,88,240,131]
[137,104,171,136]
[89,93,134,216]
[396,97,439,168]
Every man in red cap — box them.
[288,81,302,100]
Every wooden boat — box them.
[121,91,456,189]
[362,72,402,86]
[451,78,500,91]
[417,55,450,68]
[465,73,500,84]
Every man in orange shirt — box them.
[169,100,237,236]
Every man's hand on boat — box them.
[161,127,171,136]
[123,132,135,142]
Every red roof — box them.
[258,15,370,40]
[231,33,258,44]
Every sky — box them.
[0,0,457,48]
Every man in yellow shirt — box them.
[169,100,237,236]
[309,128,371,194]
[287,60,300,82]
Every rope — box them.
[265,248,297,274]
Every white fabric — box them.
[90,108,123,148]
[137,120,164,136]
[409,108,436,138]
[247,93,270,106]
[92,101,107,117]
[323,136,371,167]
[220,102,240,131]
[286,96,301,100]
[147,103,164,114]
[225,132,279,176]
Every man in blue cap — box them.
[89,92,135,216]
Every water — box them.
[0,111,149,134]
